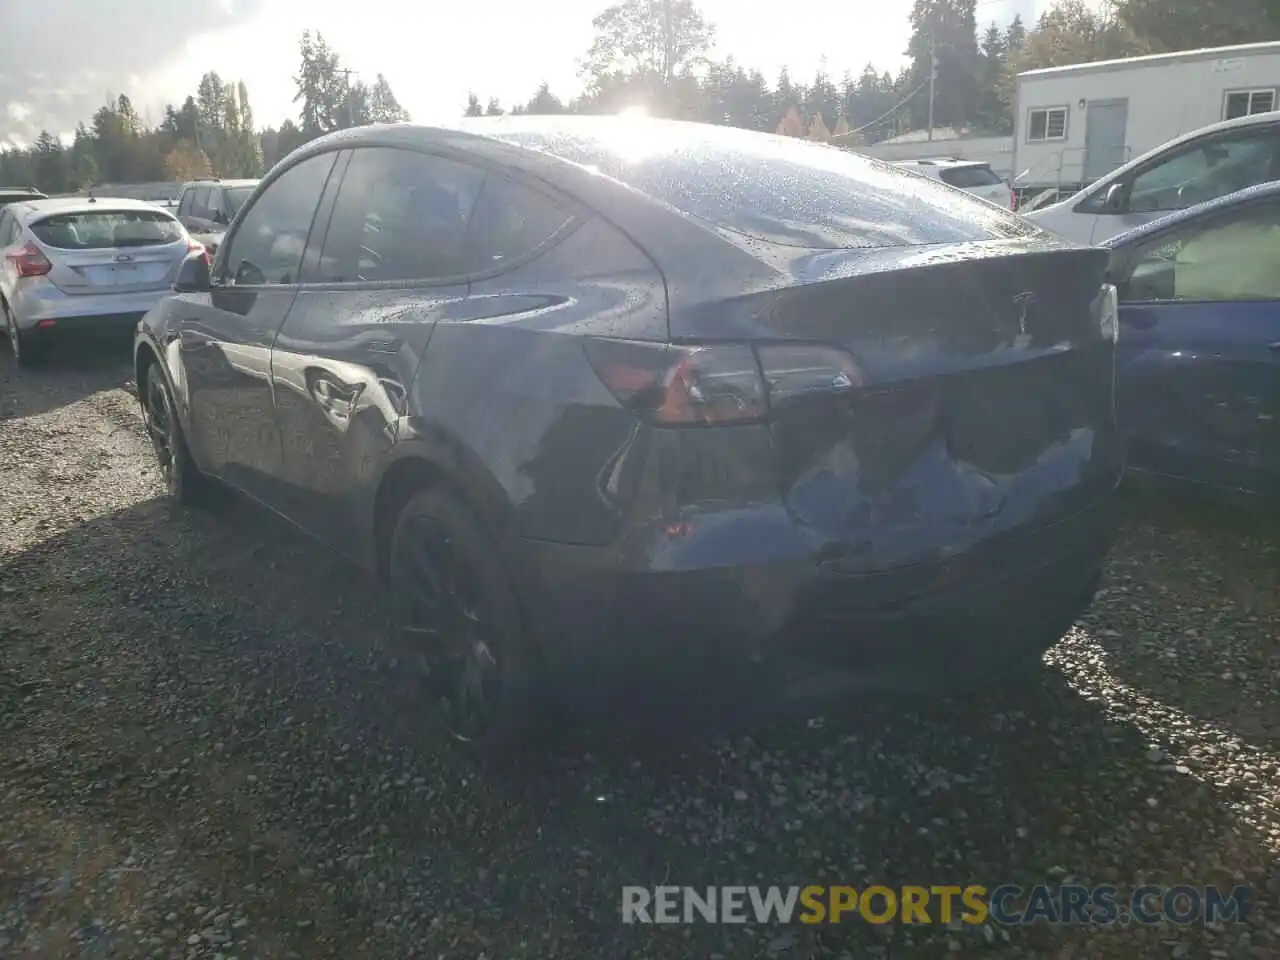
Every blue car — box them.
[1104,181,1280,506]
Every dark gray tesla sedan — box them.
[134,116,1125,748]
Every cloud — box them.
[0,0,265,147]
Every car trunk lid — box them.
[674,240,1121,573]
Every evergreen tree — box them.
[33,131,66,193]
[369,74,410,123]
[905,0,981,131]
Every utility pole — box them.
[660,0,673,112]
[336,67,355,129]
[927,31,937,141]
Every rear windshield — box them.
[940,165,1003,189]
[474,120,1035,249]
[226,186,256,215]
[30,210,185,249]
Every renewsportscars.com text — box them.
[621,884,1252,926]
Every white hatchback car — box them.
[892,158,1015,209]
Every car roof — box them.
[297,114,873,160]
[8,196,178,223]
[1103,179,1280,249]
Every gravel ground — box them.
[1,345,1277,960]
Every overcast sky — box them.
[2,0,1064,148]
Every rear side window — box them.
[483,122,1035,249]
[464,173,573,273]
[30,210,184,249]
[940,165,1002,188]
[177,189,193,217]
[314,147,487,283]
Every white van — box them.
[1024,111,1280,245]
[891,159,1014,209]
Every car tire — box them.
[3,303,45,368]
[140,359,214,507]
[388,487,547,754]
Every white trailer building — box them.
[1013,41,1280,194]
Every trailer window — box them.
[1224,89,1276,121]
[1027,107,1068,142]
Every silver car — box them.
[0,197,201,365]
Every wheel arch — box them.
[368,434,520,587]
[134,338,161,399]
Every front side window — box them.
[1224,88,1276,121]
[226,186,256,217]
[207,189,227,221]
[189,188,209,220]
[313,147,486,283]
[1027,107,1068,142]
[1127,130,1280,215]
[1122,202,1280,303]
[220,152,337,286]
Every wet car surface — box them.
[135,117,1124,743]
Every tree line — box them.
[2,0,1275,193]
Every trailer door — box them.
[1084,99,1129,183]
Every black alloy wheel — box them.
[145,369,178,491]
[388,488,539,749]
[141,361,211,506]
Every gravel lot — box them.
[1,345,1277,960]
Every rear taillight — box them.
[187,239,209,264]
[583,338,864,426]
[6,242,52,278]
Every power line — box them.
[850,76,932,135]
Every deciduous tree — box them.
[163,139,212,180]
[583,0,714,113]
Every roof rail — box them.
[193,176,222,182]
